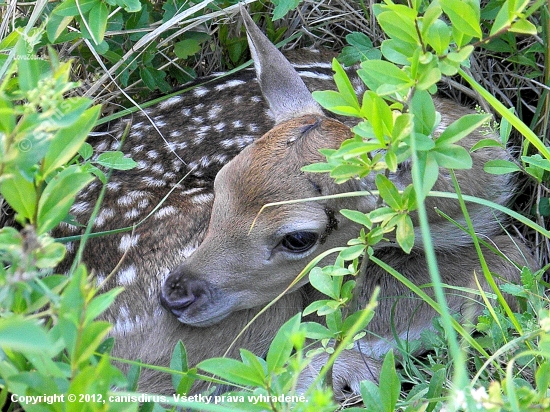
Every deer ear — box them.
[240,5,324,124]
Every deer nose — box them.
[160,276,204,312]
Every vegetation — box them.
[0,0,549,411]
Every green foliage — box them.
[0,0,548,411]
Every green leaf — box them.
[309,267,337,299]
[509,18,537,35]
[47,12,74,42]
[381,39,412,65]
[359,61,413,95]
[74,321,111,365]
[396,214,415,254]
[426,19,451,55]
[521,154,550,171]
[271,0,300,20]
[340,209,372,228]
[332,58,360,110]
[484,159,522,174]
[16,39,43,92]
[376,6,419,45]
[302,322,333,340]
[426,366,447,412]
[416,151,439,198]
[0,174,37,222]
[312,90,361,117]
[361,92,394,141]
[0,317,52,353]
[471,138,504,152]
[84,288,123,326]
[52,0,98,17]
[341,308,374,335]
[339,32,382,65]
[139,67,170,92]
[376,174,402,210]
[360,380,384,412]
[42,105,100,179]
[170,341,188,391]
[79,142,93,160]
[199,357,265,387]
[96,151,137,170]
[379,351,400,412]
[0,99,15,134]
[410,90,436,136]
[266,313,301,373]
[87,1,109,44]
[431,145,473,169]
[36,166,95,235]
[174,38,202,59]
[339,244,365,261]
[303,299,335,316]
[301,162,333,173]
[440,0,482,38]
[240,349,266,382]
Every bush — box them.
[0,0,549,411]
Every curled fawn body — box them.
[159,8,536,398]
[57,45,343,393]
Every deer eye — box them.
[280,232,318,254]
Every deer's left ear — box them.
[240,5,324,124]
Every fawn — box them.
[57,6,534,400]
[160,6,535,398]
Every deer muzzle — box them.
[160,273,232,327]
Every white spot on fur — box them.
[124,208,140,220]
[94,208,115,227]
[208,104,222,119]
[213,153,229,164]
[119,234,141,252]
[159,96,183,109]
[106,181,122,191]
[137,160,149,170]
[178,245,198,259]
[181,108,191,116]
[293,61,332,69]
[214,122,226,132]
[147,150,159,159]
[232,120,243,128]
[142,176,166,187]
[132,144,145,153]
[193,87,208,97]
[71,201,89,214]
[151,163,164,174]
[297,71,333,80]
[220,136,254,149]
[192,193,214,204]
[137,198,150,209]
[181,187,204,196]
[117,265,137,285]
[215,79,246,90]
[155,206,178,219]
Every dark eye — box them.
[280,232,318,254]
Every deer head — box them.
[159,7,519,328]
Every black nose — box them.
[160,275,208,313]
